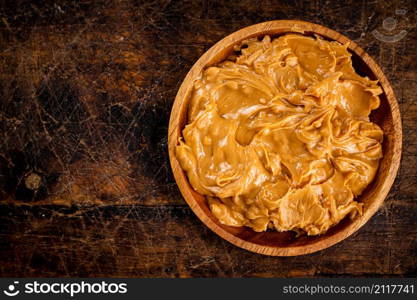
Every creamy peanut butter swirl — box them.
[176,34,383,235]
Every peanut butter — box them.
[176,34,383,235]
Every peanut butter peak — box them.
[176,34,383,235]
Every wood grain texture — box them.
[0,0,416,276]
[168,20,402,256]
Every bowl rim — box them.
[168,20,402,256]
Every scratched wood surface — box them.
[0,0,416,277]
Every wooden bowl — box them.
[168,20,402,256]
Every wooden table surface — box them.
[0,0,416,277]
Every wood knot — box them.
[25,173,42,190]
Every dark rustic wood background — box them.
[0,0,416,277]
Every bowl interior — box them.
[169,21,401,255]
